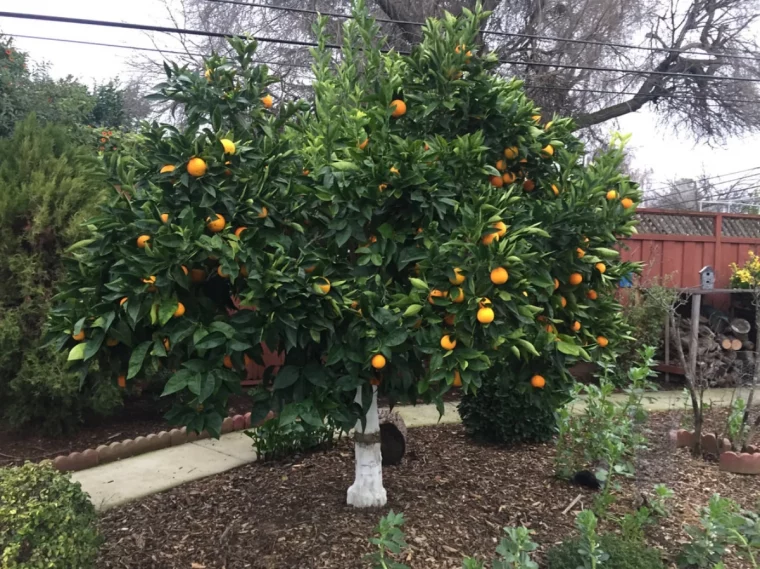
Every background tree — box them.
[130,0,760,143]
[643,169,760,212]
[50,1,639,507]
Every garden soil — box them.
[96,410,759,569]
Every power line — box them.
[5,32,313,69]
[2,11,760,84]
[205,0,760,64]
[525,84,759,105]
[643,176,760,204]
[645,166,760,194]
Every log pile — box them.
[671,315,755,387]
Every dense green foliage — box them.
[48,2,639,444]
[246,415,337,460]
[0,115,121,432]
[546,534,666,569]
[0,462,101,568]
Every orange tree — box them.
[49,2,640,507]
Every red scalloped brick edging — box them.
[668,429,732,455]
[52,412,256,472]
[720,450,760,474]
[669,429,760,474]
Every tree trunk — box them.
[346,385,387,508]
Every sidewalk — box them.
[73,387,747,511]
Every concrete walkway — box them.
[73,387,748,511]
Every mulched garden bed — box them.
[97,408,760,569]
[0,394,253,467]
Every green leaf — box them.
[187,372,202,395]
[409,278,428,290]
[194,332,227,350]
[67,343,86,361]
[403,304,423,317]
[209,321,237,339]
[162,369,192,396]
[557,341,580,356]
[66,238,96,252]
[592,247,620,259]
[127,341,153,379]
[516,339,540,357]
[273,365,299,390]
[158,298,178,326]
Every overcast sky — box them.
[4,0,758,191]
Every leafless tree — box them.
[643,168,760,211]
[129,0,760,143]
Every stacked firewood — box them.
[671,312,755,387]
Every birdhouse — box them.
[699,266,715,290]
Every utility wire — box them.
[2,11,760,84]
[7,31,758,105]
[645,166,760,194]
[205,0,760,64]
[643,178,760,204]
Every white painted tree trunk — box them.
[346,385,387,508]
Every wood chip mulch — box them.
[96,409,760,569]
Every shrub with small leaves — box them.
[0,462,100,569]
[246,411,337,461]
[366,510,409,569]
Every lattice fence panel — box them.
[636,213,714,236]
[722,217,760,238]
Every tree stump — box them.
[378,409,407,466]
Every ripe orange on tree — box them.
[190,268,206,283]
[449,267,465,285]
[136,235,150,248]
[187,157,207,177]
[530,375,546,388]
[568,273,583,285]
[106,337,119,347]
[234,227,247,238]
[207,214,226,232]
[221,138,236,154]
[223,354,233,369]
[553,278,560,290]
[490,267,508,285]
[258,206,269,219]
[597,336,609,347]
[452,370,462,387]
[261,94,274,108]
[587,290,598,300]
[560,296,567,308]
[541,144,554,157]
[493,221,508,238]
[217,265,230,279]
[495,159,506,171]
[173,302,186,318]
[490,175,503,188]
[502,171,516,184]
[571,321,581,332]
[451,287,465,303]
[477,306,494,324]
[606,189,618,200]
[504,146,518,159]
[576,248,585,258]
[621,197,634,209]
[317,277,331,294]
[390,99,407,117]
[117,374,127,388]
[551,184,559,196]
[440,335,457,350]
[160,164,175,174]
[358,137,369,150]
[596,262,607,274]
[119,297,128,306]
[428,289,447,304]
[523,179,535,192]
[371,354,386,369]
[160,213,169,223]
[72,330,85,342]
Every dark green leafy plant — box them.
[246,411,337,461]
[0,461,101,568]
[617,484,673,543]
[366,511,409,569]
[575,510,608,569]
[547,533,665,569]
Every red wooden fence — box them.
[620,209,760,290]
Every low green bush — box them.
[458,366,573,444]
[546,534,665,569]
[247,415,337,461]
[0,462,101,568]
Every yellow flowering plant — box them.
[729,251,760,289]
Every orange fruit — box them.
[390,99,407,117]
[117,374,126,388]
[72,330,85,342]
[258,206,269,219]
[621,197,634,209]
[504,146,518,160]
[595,262,606,274]
[223,354,233,369]
[240,264,248,278]
[482,232,498,246]
[443,313,455,326]
[217,265,229,279]
[317,277,331,294]
[162,337,170,351]
[597,336,609,347]
[261,94,274,108]
[142,275,156,285]
[495,159,506,171]
[187,157,207,177]
[136,235,150,248]
[553,278,560,290]
[305,265,317,274]
[545,324,556,334]
[478,297,492,308]
[371,354,386,369]
[220,139,236,154]
[120,297,128,306]
[490,175,504,188]
[159,164,175,174]
[606,189,618,200]
[234,227,247,238]
[440,335,457,350]
[569,273,583,285]
[173,302,185,318]
[530,375,546,388]
[451,287,465,303]
[541,144,554,157]
[571,321,581,332]
[244,354,253,367]
[545,121,554,130]
[204,68,211,81]
[302,169,310,175]
[206,214,226,232]
[560,296,567,308]
[502,172,516,184]
[531,114,541,123]
[455,44,465,54]
[477,307,495,324]
[523,179,535,192]
[358,138,369,150]
[190,268,206,283]
[490,267,508,285]
[587,290,598,300]
[160,213,169,224]
[449,268,466,285]
[551,184,559,196]
[493,221,508,237]
[452,370,462,387]
[428,289,447,304]
[181,265,189,275]
[576,248,585,258]
[105,337,119,347]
